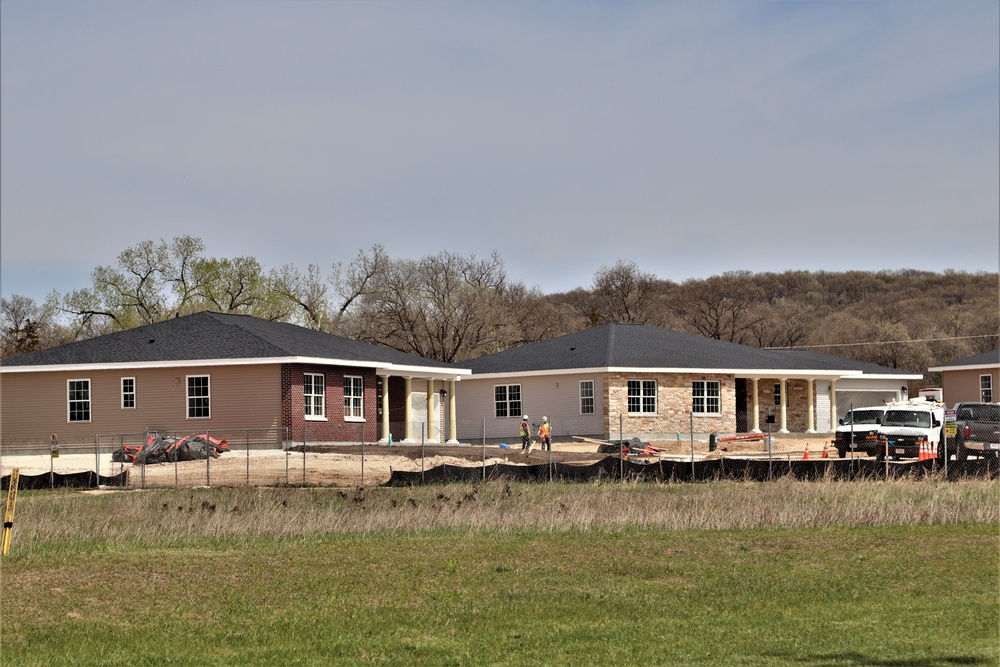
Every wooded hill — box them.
[2,238,997,378]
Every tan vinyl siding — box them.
[1,365,282,446]
[941,368,1000,405]
[455,374,606,441]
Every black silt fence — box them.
[385,455,998,486]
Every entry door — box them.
[816,381,831,431]
[735,379,748,432]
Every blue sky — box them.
[2,0,998,305]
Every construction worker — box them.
[538,416,552,452]
[520,415,532,454]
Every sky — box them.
[2,0,998,306]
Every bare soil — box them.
[3,435,835,488]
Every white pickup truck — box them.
[875,397,945,460]
[834,406,888,458]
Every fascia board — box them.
[928,363,1000,372]
[0,356,471,378]
[468,367,613,380]
[376,364,470,379]
[613,367,859,378]
[466,367,899,380]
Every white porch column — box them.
[779,378,789,433]
[380,375,390,443]
[427,379,438,443]
[751,378,760,432]
[830,379,838,432]
[806,379,816,433]
[403,377,414,443]
[447,380,459,444]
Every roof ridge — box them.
[202,311,295,356]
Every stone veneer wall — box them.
[604,372,737,437]
[754,379,812,431]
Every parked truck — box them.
[834,406,888,458]
[952,402,1000,461]
[875,397,945,461]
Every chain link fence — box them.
[2,413,997,490]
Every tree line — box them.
[2,236,997,375]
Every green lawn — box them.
[1,482,998,666]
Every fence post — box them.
[246,430,251,487]
[482,417,487,482]
[690,412,695,481]
[619,414,624,482]
[421,422,426,484]
[361,420,365,488]
[548,422,553,483]
[302,424,307,485]
[206,430,211,488]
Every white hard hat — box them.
[523,415,529,420]
[542,416,548,421]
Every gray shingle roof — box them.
[929,349,1000,369]
[464,323,912,375]
[1,311,461,371]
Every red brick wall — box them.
[281,364,379,443]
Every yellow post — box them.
[2,468,20,556]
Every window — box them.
[187,375,210,419]
[580,380,595,415]
[304,373,325,419]
[68,379,91,422]
[773,383,782,407]
[344,376,363,420]
[982,375,993,403]
[692,380,721,414]
[627,380,657,414]
[494,384,522,418]
[121,377,136,409]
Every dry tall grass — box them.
[8,477,997,555]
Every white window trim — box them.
[186,374,211,420]
[627,379,657,415]
[981,374,993,403]
[344,375,364,422]
[121,377,136,410]
[67,378,92,423]
[692,380,722,416]
[494,383,522,419]
[773,382,782,407]
[304,372,327,421]
[580,380,595,415]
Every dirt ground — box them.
[2,434,833,488]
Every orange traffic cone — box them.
[918,440,928,461]
[802,443,810,460]
[928,441,937,460]
[821,443,829,459]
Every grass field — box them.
[1,478,998,666]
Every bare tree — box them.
[672,272,765,342]
[590,260,664,324]
[1,293,65,357]
[348,250,524,362]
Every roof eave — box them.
[928,363,1000,372]
[0,356,471,378]
[466,367,918,380]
